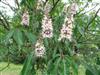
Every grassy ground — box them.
[0,62,22,75]
[0,62,85,75]
[78,65,85,75]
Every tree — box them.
[0,0,100,75]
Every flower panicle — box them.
[35,40,45,57]
[58,18,73,41]
[58,3,77,41]
[42,15,53,38]
[21,11,29,26]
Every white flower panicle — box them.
[70,3,77,15]
[36,0,43,10]
[21,11,29,26]
[58,17,73,41]
[42,15,53,38]
[58,3,77,41]
[35,41,45,57]
[44,2,52,15]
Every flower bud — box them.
[21,11,29,26]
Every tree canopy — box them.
[0,0,100,75]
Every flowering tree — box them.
[0,0,100,75]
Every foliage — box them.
[0,0,100,75]
[0,62,22,75]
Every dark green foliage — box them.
[0,0,100,75]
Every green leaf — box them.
[86,69,94,75]
[13,29,23,47]
[24,31,37,44]
[63,59,67,75]
[65,57,71,75]
[82,62,99,75]
[96,57,100,65]
[21,53,35,75]
[44,38,49,48]
[47,54,60,74]
[77,26,84,36]
[53,57,61,75]
[72,61,78,75]
[4,29,14,44]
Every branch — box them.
[82,4,98,15]
[0,46,10,71]
[0,18,9,30]
[76,2,89,15]
[1,1,15,11]
[0,12,10,30]
[50,0,60,13]
[52,0,55,6]
[86,8,100,29]
[14,0,19,8]
[77,8,100,41]
[44,0,49,6]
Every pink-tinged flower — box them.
[58,3,77,41]
[35,41,45,57]
[36,0,43,10]
[70,3,77,15]
[44,3,51,15]
[42,15,53,38]
[21,11,29,26]
[58,18,73,41]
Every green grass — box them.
[0,62,22,75]
[0,62,85,75]
[78,65,86,75]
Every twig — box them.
[86,8,100,29]
[77,8,100,41]
[52,0,55,6]
[76,2,89,15]
[0,12,10,30]
[1,1,15,11]
[0,46,10,71]
[44,0,49,6]
[82,4,98,15]
[14,0,19,8]
[0,18,9,30]
[50,0,60,13]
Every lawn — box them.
[0,62,22,75]
[0,62,85,75]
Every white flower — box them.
[70,3,77,15]
[9,39,13,44]
[63,4,70,12]
[36,0,43,10]
[21,11,29,26]
[58,18,73,41]
[42,15,53,38]
[35,41,45,57]
[42,29,53,38]
[44,3,51,15]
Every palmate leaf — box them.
[64,56,71,75]
[77,26,84,37]
[47,54,60,75]
[86,69,94,75]
[53,57,61,75]
[82,61,99,75]
[62,56,78,75]
[24,31,37,44]
[13,29,23,48]
[71,60,78,75]
[63,59,67,75]
[21,53,35,75]
[85,65,99,75]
